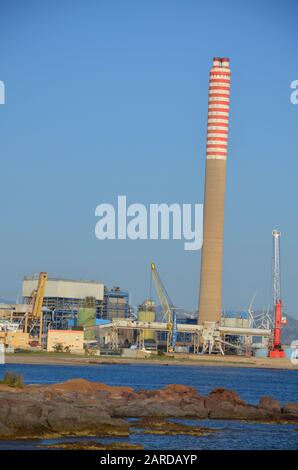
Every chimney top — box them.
[213,57,230,68]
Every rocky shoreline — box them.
[0,379,297,439]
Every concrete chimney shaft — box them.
[198,58,231,324]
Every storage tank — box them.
[283,346,296,360]
[138,300,156,340]
[253,347,268,358]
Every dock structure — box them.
[95,319,271,355]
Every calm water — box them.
[0,363,297,450]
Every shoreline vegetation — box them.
[4,351,298,370]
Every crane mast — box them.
[31,272,48,347]
[32,272,48,318]
[151,263,177,353]
[269,230,285,358]
[273,230,281,305]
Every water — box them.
[1,362,297,404]
[0,363,297,450]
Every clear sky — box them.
[0,0,297,318]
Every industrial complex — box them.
[0,58,289,360]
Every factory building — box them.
[0,303,30,320]
[22,276,130,323]
[22,276,105,317]
[103,287,130,319]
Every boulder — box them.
[162,384,198,396]
[283,403,298,417]
[259,396,281,412]
[3,400,51,436]
[209,388,246,406]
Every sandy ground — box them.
[3,352,298,370]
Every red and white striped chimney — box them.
[198,58,231,325]
[207,57,230,161]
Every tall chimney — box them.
[198,57,231,324]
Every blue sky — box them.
[0,0,297,317]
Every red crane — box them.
[269,230,286,358]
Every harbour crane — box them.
[269,230,286,358]
[150,262,177,353]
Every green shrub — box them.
[52,343,64,353]
[157,349,166,357]
[1,371,24,388]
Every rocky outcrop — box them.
[0,379,297,439]
[259,396,281,412]
[283,403,298,417]
[0,383,129,439]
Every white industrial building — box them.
[22,276,104,302]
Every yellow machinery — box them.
[32,272,48,318]
[151,262,177,353]
[30,272,48,346]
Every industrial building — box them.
[22,275,129,324]
[94,58,282,357]
[0,58,284,359]
[22,276,104,318]
[47,329,84,353]
[0,274,130,351]
[103,286,130,319]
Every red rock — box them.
[283,403,298,417]
[259,396,280,412]
[209,388,245,406]
[162,384,198,396]
[48,379,134,395]
[0,378,296,439]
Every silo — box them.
[138,300,156,340]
